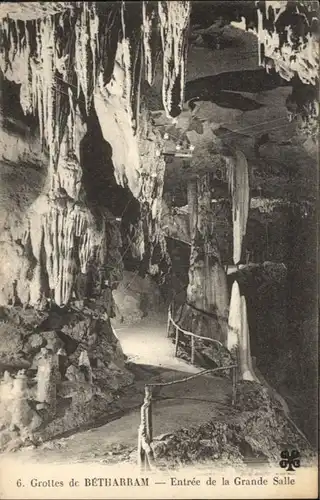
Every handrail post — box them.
[138,385,155,472]
[138,407,145,470]
[174,327,179,357]
[231,366,236,406]
[145,385,153,444]
[191,335,195,365]
[167,304,171,338]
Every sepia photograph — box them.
[0,1,318,498]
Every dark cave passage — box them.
[80,106,140,223]
[184,68,290,103]
[0,73,38,134]
[242,208,318,446]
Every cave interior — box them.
[0,0,318,465]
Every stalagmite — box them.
[10,370,30,431]
[79,350,93,384]
[0,372,14,427]
[239,294,258,381]
[227,280,259,382]
[36,348,58,414]
[227,280,241,352]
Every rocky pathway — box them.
[113,315,201,373]
[0,317,234,466]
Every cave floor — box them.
[0,317,235,466]
[113,315,201,373]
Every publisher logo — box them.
[279,450,300,471]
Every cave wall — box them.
[0,1,193,448]
[0,0,318,450]
[0,76,135,449]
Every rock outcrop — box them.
[0,1,194,447]
[0,303,133,450]
[153,381,315,468]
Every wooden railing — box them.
[138,302,238,471]
[138,365,238,471]
[167,302,223,365]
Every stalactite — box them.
[27,196,107,307]
[119,2,145,131]
[0,2,194,304]
[120,3,134,123]
[74,2,99,114]
[38,17,58,171]
[0,16,59,170]
[67,87,75,153]
[89,2,99,90]
[256,1,319,86]
[142,1,158,86]
[226,151,250,265]
[1,1,193,145]
[74,3,90,113]
[158,1,190,117]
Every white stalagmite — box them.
[226,151,250,265]
[227,280,241,352]
[158,1,190,117]
[227,280,259,382]
[239,294,258,381]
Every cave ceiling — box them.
[1,2,318,188]
[0,1,318,307]
[0,3,73,20]
[150,19,317,204]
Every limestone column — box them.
[227,280,258,381]
[185,174,229,344]
[10,370,29,431]
[36,348,58,414]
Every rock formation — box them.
[0,0,318,449]
[177,174,229,344]
[0,1,192,449]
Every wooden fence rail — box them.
[138,365,238,470]
[167,302,223,363]
[138,302,239,471]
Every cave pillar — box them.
[10,370,29,431]
[227,280,259,382]
[36,348,58,414]
[186,175,229,344]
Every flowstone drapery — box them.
[0,1,192,308]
